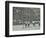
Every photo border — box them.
[5,1,45,37]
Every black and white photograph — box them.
[13,7,40,31]
[5,1,45,37]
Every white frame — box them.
[9,3,43,35]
